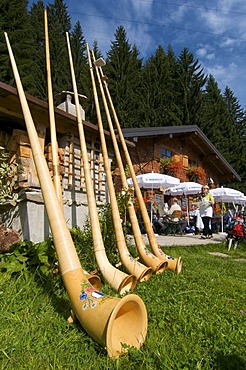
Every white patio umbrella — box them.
[210,187,245,232]
[127,172,180,189]
[127,172,180,223]
[235,195,246,205]
[165,181,202,196]
[210,187,244,202]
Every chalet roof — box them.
[0,81,134,147]
[122,126,241,182]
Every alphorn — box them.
[5,32,147,358]
[92,51,167,274]
[87,46,152,282]
[44,9,63,207]
[98,67,182,274]
[44,10,100,289]
[65,33,137,293]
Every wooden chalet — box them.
[0,82,128,242]
[0,81,241,242]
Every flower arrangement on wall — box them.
[160,158,182,177]
[187,166,206,184]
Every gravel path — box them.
[127,232,227,247]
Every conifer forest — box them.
[0,0,245,193]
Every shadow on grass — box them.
[34,271,105,355]
[35,272,71,321]
[215,353,246,370]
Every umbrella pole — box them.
[186,196,189,226]
[221,201,224,233]
[150,184,153,225]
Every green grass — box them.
[0,242,245,370]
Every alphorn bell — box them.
[4,32,148,358]
[87,46,153,282]
[44,10,100,289]
[92,52,167,274]
[65,33,137,293]
[98,67,182,274]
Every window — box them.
[160,148,172,158]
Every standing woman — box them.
[199,185,214,239]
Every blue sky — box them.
[30,0,246,109]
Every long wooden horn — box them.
[65,33,138,292]
[92,53,167,274]
[87,46,152,282]
[98,67,182,274]
[44,10,100,289]
[44,9,63,207]
[4,31,147,358]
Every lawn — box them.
[0,241,245,370]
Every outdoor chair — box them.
[159,210,187,236]
[165,210,182,235]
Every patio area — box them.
[127,232,227,247]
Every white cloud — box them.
[196,46,215,61]
[127,0,154,16]
[206,62,237,88]
[196,48,207,58]
[220,37,238,47]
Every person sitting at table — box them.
[167,197,181,220]
[156,198,187,234]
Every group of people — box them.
[152,184,216,238]
[152,197,187,235]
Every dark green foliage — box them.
[176,47,207,126]
[0,1,245,191]
[199,76,246,192]
[86,40,106,125]
[46,0,71,96]
[69,224,96,272]
[200,75,229,148]
[223,87,246,193]
[97,203,119,264]
[29,0,47,99]
[0,238,56,281]
[106,25,143,128]
[0,0,36,93]
[139,45,178,127]
[70,21,87,92]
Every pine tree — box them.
[106,25,142,128]
[70,21,87,90]
[85,40,105,125]
[223,86,246,137]
[176,48,207,126]
[140,45,179,127]
[0,0,36,93]
[47,0,71,96]
[223,87,246,192]
[200,75,228,147]
[165,45,182,126]
[200,76,243,186]
[29,0,47,100]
